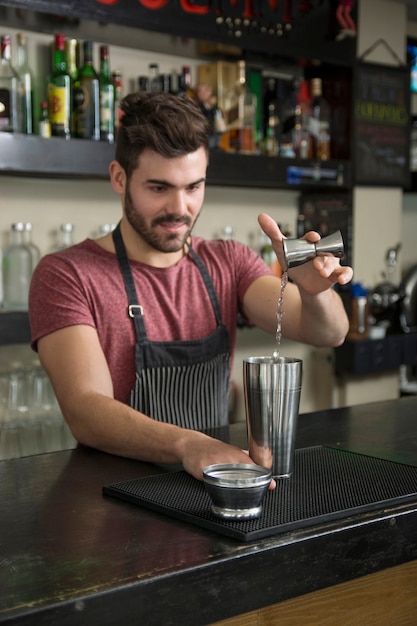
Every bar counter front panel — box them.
[1,397,417,625]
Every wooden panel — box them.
[213,560,417,626]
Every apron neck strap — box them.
[112,223,224,329]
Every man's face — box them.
[123,147,208,254]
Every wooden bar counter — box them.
[1,397,417,625]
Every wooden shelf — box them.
[0,134,352,190]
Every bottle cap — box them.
[55,34,66,50]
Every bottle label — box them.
[73,81,99,140]
[48,84,69,126]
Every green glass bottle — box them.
[65,38,80,83]
[73,40,99,140]
[99,45,115,143]
[48,33,71,138]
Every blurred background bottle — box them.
[0,35,20,132]
[15,32,33,134]
[65,38,80,83]
[2,222,33,311]
[112,69,123,135]
[309,77,331,160]
[148,63,161,92]
[73,40,99,140]
[262,78,279,156]
[52,223,74,251]
[99,44,115,143]
[48,33,71,138]
[38,100,51,137]
[221,60,257,155]
[23,222,41,271]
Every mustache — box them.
[152,215,192,227]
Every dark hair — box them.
[115,91,210,179]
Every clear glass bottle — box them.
[2,222,33,311]
[99,45,115,143]
[309,77,331,160]
[15,33,33,134]
[38,100,51,138]
[0,35,20,133]
[48,33,71,138]
[23,223,41,271]
[52,223,74,251]
[73,40,99,140]
[222,60,257,155]
[148,63,161,92]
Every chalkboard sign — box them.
[353,62,410,187]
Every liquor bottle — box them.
[137,75,149,92]
[48,33,71,138]
[0,35,20,133]
[309,77,331,160]
[23,222,41,270]
[222,60,257,155]
[262,79,278,140]
[99,45,115,143]
[15,33,33,134]
[73,40,99,140]
[148,63,161,92]
[262,79,280,157]
[279,78,300,158]
[178,66,194,98]
[112,70,123,135]
[65,38,80,82]
[160,73,171,94]
[38,100,51,137]
[2,222,33,311]
[52,223,74,251]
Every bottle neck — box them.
[16,37,29,69]
[100,58,110,80]
[83,42,94,67]
[66,40,79,80]
[10,226,25,246]
[53,48,67,73]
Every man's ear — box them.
[109,160,126,195]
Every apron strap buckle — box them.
[128,304,144,318]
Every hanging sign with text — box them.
[353,62,410,187]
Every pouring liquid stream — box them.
[272,270,288,360]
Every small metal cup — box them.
[244,356,302,478]
[203,463,272,520]
[283,230,344,269]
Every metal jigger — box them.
[282,230,344,270]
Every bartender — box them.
[29,91,353,482]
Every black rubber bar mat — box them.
[103,446,417,542]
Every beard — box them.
[124,185,197,253]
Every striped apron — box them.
[112,224,231,431]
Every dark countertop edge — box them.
[2,396,417,625]
[3,502,417,626]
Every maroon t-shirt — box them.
[29,236,271,403]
